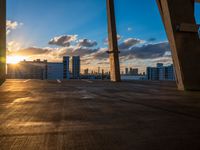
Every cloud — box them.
[118,38,144,50]
[48,35,78,47]
[7,41,22,52]
[6,20,23,35]
[77,39,97,47]
[7,30,172,70]
[73,47,99,56]
[148,38,156,42]
[151,57,172,64]
[9,42,171,68]
[104,34,121,45]
[91,47,108,60]
[120,42,171,59]
[58,46,99,57]
[13,47,51,56]
[127,27,132,31]
[117,35,121,41]
[90,42,171,62]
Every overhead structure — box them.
[0,0,6,85]
[106,0,121,82]
[157,0,200,90]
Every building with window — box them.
[7,59,47,79]
[47,63,64,80]
[63,56,70,79]
[147,63,175,81]
[69,56,80,79]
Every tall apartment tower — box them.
[69,56,80,79]
[125,68,129,75]
[63,56,70,79]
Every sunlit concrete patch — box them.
[56,79,62,83]
[81,79,93,83]
[6,97,35,108]
[78,90,96,99]
[15,121,53,127]
[23,79,31,83]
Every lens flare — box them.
[7,56,26,64]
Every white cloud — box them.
[104,34,121,45]
[118,38,144,50]
[127,27,132,32]
[7,31,172,71]
[7,41,22,52]
[77,39,97,47]
[6,20,23,35]
[49,35,78,47]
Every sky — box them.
[6,0,200,73]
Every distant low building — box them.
[7,59,47,79]
[130,68,139,75]
[84,68,89,75]
[47,63,63,80]
[125,67,139,75]
[147,63,175,81]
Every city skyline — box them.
[6,0,200,73]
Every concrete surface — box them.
[0,79,200,150]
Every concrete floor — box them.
[0,79,200,150]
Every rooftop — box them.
[0,80,200,150]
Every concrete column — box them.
[157,0,200,91]
[106,0,121,82]
[0,0,6,85]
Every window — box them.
[6,0,109,80]
[114,0,173,81]
[195,2,200,38]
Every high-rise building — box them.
[165,64,175,80]
[147,63,175,81]
[157,63,165,80]
[63,56,70,79]
[125,68,129,75]
[98,67,100,74]
[7,59,47,79]
[69,56,80,79]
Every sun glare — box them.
[7,56,26,64]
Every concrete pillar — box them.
[0,0,6,85]
[157,0,200,91]
[106,0,121,82]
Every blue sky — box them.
[6,0,200,72]
[7,0,108,48]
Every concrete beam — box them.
[106,0,121,82]
[0,0,6,85]
[157,0,200,91]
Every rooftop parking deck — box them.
[0,80,200,150]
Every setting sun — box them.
[7,56,26,64]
